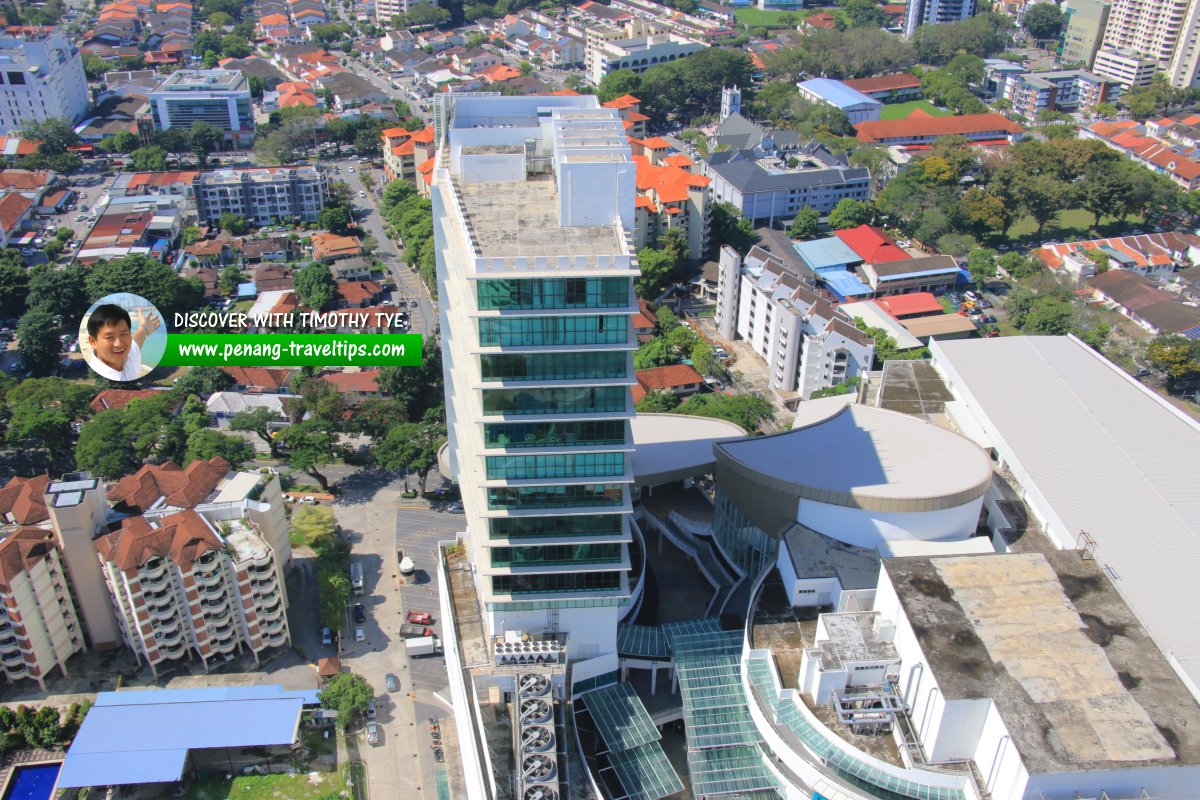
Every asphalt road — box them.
[333,158,440,338]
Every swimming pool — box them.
[2,763,61,800]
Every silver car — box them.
[366,721,381,746]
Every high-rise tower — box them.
[431,94,638,662]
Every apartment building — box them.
[1093,46,1161,88]
[716,245,874,398]
[903,0,975,37]
[985,62,1112,116]
[148,69,255,148]
[97,509,289,674]
[585,20,706,83]
[433,94,637,663]
[375,0,434,23]
[381,125,436,191]
[1060,0,1111,68]
[192,166,327,226]
[0,31,90,132]
[0,528,85,690]
[705,143,872,227]
[1094,0,1200,87]
[631,149,711,261]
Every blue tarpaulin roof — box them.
[57,685,318,789]
[820,269,872,299]
[793,237,862,271]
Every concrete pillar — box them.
[650,664,657,694]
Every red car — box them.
[407,611,433,625]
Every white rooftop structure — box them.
[629,413,746,487]
[838,300,925,351]
[930,334,1200,694]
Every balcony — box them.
[211,635,238,653]
[0,636,19,655]
[263,616,286,633]
[204,607,233,628]
[141,559,167,580]
[264,628,288,647]
[2,649,26,665]
[141,572,169,592]
[148,604,177,623]
[195,570,223,588]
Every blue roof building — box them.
[793,236,863,273]
[796,78,883,124]
[57,685,320,790]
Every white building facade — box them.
[148,70,255,147]
[0,31,89,131]
[432,94,638,670]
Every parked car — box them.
[353,603,366,624]
[385,673,399,692]
[446,501,464,513]
[408,299,418,307]
[355,626,366,642]
[321,626,332,646]
[366,721,381,746]
[407,611,433,625]
[366,701,377,719]
[300,496,318,505]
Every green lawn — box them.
[735,7,804,27]
[183,771,340,800]
[879,100,953,120]
[1003,209,1147,246]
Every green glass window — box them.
[484,420,627,449]
[489,515,625,540]
[491,543,624,567]
[486,483,625,510]
[480,352,627,382]
[478,315,628,347]
[492,571,623,595]
[477,277,630,310]
[481,386,627,416]
[485,453,625,480]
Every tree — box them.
[44,240,64,262]
[1146,334,1200,390]
[0,256,29,319]
[208,10,232,26]
[634,337,676,370]
[827,198,873,229]
[130,146,168,171]
[110,130,139,154]
[1004,286,1036,328]
[1093,101,1119,118]
[958,187,1011,236]
[188,121,224,168]
[636,390,680,412]
[1023,2,1063,40]
[274,420,341,491]
[375,421,446,491]
[81,52,112,80]
[294,262,338,311]
[667,325,699,356]
[219,213,248,236]
[636,248,674,301]
[219,266,245,297]
[322,672,373,729]
[181,226,202,247]
[1023,295,1073,335]
[230,406,283,457]
[318,205,352,235]
[966,248,996,286]
[22,119,79,156]
[707,202,757,257]
[16,309,62,378]
[936,233,978,258]
[7,378,95,464]
[173,365,233,398]
[26,263,89,324]
[1084,248,1111,274]
[675,392,774,432]
[152,128,191,163]
[691,340,722,378]
[844,0,887,28]
[597,69,641,104]
[86,254,204,319]
[183,428,255,468]
[376,339,443,423]
[788,206,821,240]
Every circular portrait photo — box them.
[79,294,166,382]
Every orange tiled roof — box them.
[391,140,416,157]
[96,509,222,574]
[90,388,162,413]
[336,280,382,305]
[221,366,291,390]
[417,157,435,174]
[603,94,640,109]
[409,126,435,144]
[480,63,521,82]
[107,457,232,513]
[0,474,50,525]
[321,369,381,393]
[0,169,51,191]
[0,191,33,235]
[311,232,361,258]
[636,363,703,391]
[0,527,58,587]
[259,12,289,25]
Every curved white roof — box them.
[630,413,746,486]
[717,397,992,506]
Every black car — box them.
[353,603,366,624]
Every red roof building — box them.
[321,369,382,395]
[0,474,50,525]
[855,113,1024,147]
[90,388,164,413]
[834,225,911,264]
[632,364,705,403]
[107,458,233,514]
[876,292,944,319]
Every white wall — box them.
[459,153,525,183]
[796,498,983,550]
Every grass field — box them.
[880,100,953,120]
[1003,209,1146,245]
[734,7,803,27]
[183,772,339,800]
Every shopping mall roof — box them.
[581,681,683,800]
[715,397,992,512]
[57,686,318,789]
[930,334,1200,690]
